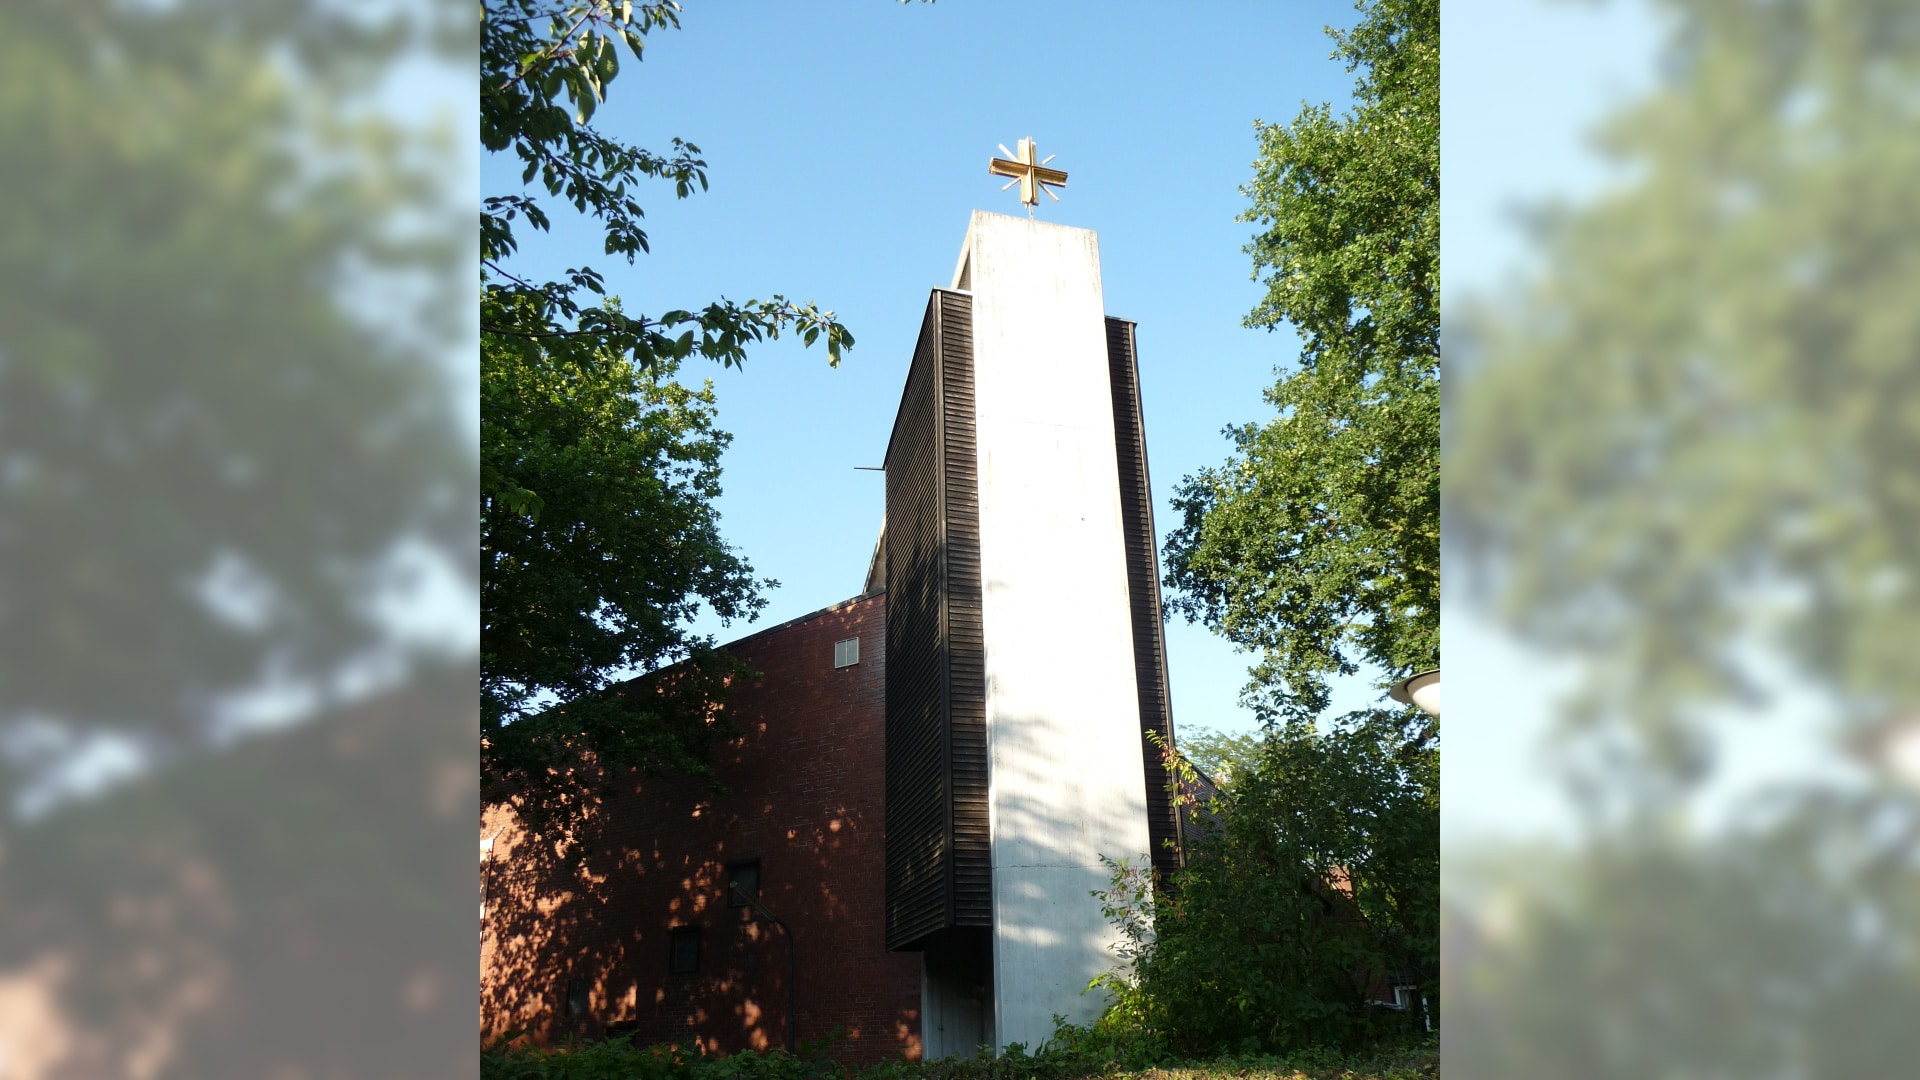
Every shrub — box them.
[476,1025,1438,1080]
[481,1030,850,1080]
[1094,714,1437,1057]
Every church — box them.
[481,208,1186,1063]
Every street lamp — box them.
[731,881,797,1054]
[1389,668,1440,718]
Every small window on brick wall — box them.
[669,926,701,975]
[833,636,860,668]
[727,860,760,907]
[565,977,591,1019]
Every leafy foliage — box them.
[1097,714,1437,1056]
[1163,0,1438,724]
[481,1,852,377]
[481,1031,847,1080]
[1126,2,1439,1058]
[1173,726,1264,790]
[481,310,763,814]
[479,1028,1438,1080]
[480,1,858,816]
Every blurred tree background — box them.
[0,0,475,1076]
[1447,0,1920,1074]
[0,0,468,826]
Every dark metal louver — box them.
[1106,318,1183,880]
[883,290,990,951]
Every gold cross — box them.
[988,138,1067,216]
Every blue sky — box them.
[484,0,1385,738]
[481,0,1798,847]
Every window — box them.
[833,636,860,668]
[1391,985,1433,1031]
[669,926,701,974]
[727,860,761,907]
[565,978,591,1019]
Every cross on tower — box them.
[988,138,1068,217]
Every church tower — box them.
[882,211,1181,1054]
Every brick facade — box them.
[481,591,922,1064]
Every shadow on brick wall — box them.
[482,594,924,1065]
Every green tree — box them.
[1101,714,1438,1054]
[1163,0,1438,725]
[1175,725,1264,790]
[480,1,852,377]
[1099,1,1440,1055]
[479,1,855,812]
[481,304,760,811]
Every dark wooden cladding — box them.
[1106,318,1183,880]
[884,289,989,951]
[883,296,948,950]
[940,292,991,929]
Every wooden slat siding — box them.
[884,290,991,951]
[885,294,953,950]
[938,290,992,928]
[1105,318,1183,880]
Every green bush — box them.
[1094,712,1437,1057]
[478,1026,1438,1080]
[481,1031,849,1080]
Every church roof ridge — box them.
[712,587,884,654]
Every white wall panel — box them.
[955,211,1154,1052]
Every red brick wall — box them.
[482,592,922,1064]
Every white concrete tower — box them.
[956,210,1156,1051]
[885,210,1177,1058]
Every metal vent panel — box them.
[939,291,990,928]
[1106,317,1183,880]
[885,290,989,950]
